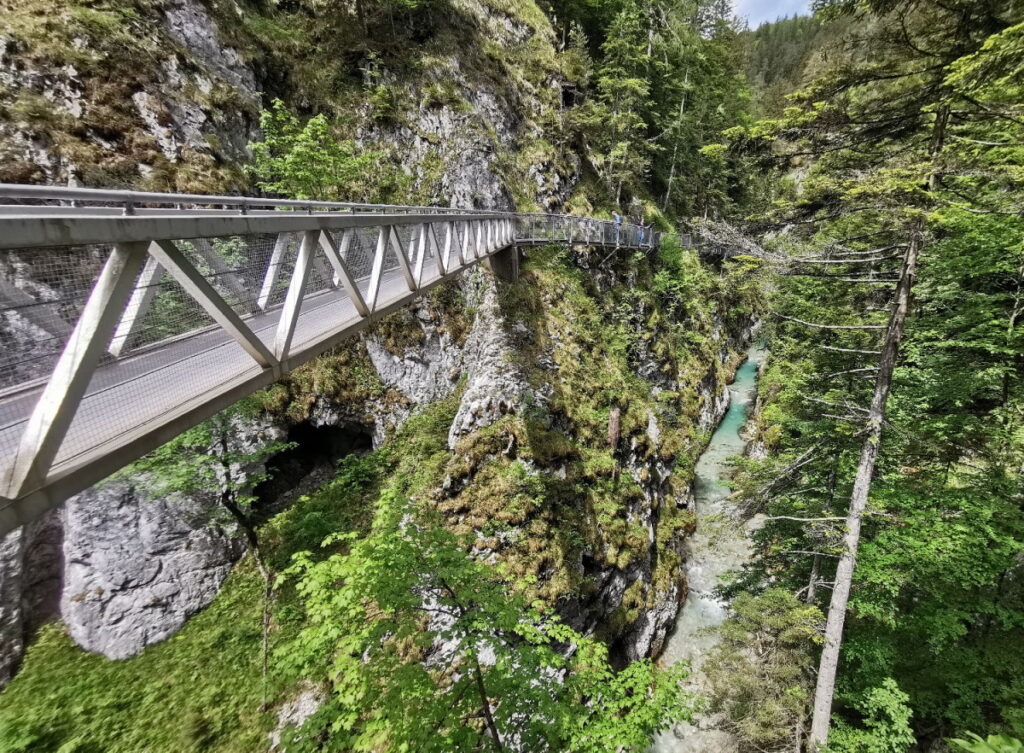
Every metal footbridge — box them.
[0,184,658,535]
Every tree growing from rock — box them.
[277,490,691,752]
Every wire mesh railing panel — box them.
[289,283,362,354]
[347,227,379,281]
[123,271,219,353]
[54,337,255,468]
[0,245,111,391]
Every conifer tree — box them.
[727,0,1024,748]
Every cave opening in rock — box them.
[252,422,374,516]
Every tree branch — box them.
[776,314,887,330]
[819,345,882,355]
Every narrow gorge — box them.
[2,0,1022,751]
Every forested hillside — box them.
[720,0,1024,751]
[744,14,835,113]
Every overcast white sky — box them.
[734,0,812,26]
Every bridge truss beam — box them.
[0,184,658,535]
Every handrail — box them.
[0,183,478,214]
[0,183,646,227]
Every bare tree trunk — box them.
[662,72,689,212]
[808,228,921,749]
[809,105,946,750]
[806,553,821,606]
[607,406,622,450]
[214,430,274,708]
[473,654,505,752]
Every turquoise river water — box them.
[652,347,765,753]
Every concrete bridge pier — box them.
[486,245,520,282]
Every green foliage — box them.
[262,454,383,571]
[743,14,852,115]
[249,99,384,202]
[121,404,293,528]
[278,492,691,752]
[585,0,652,205]
[950,733,1024,753]
[829,680,916,753]
[0,433,386,753]
[704,589,823,753]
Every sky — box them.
[734,0,813,27]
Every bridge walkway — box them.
[0,185,658,534]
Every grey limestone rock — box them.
[161,0,255,92]
[270,682,327,751]
[364,298,464,407]
[0,528,24,686]
[60,481,243,660]
[448,272,528,447]
[0,509,63,686]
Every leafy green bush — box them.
[248,100,383,202]
[829,679,916,753]
[278,491,692,752]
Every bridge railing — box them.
[0,184,657,531]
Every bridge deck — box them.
[2,263,430,527]
[0,184,657,534]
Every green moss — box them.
[256,344,396,424]
[0,566,272,753]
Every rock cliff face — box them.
[0,511,61,685]
[60,482,245,659]
[0,0,574,204]
[0,0,259,189]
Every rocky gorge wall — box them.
[0,0,577,207]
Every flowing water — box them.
[652,347,765,753]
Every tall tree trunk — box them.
[807,228,921,749]
[662,71,689,211]
[473,653,505,752]
[215,430,274,708]
[808,105,947,750]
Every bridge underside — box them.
[0,189,655,535]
